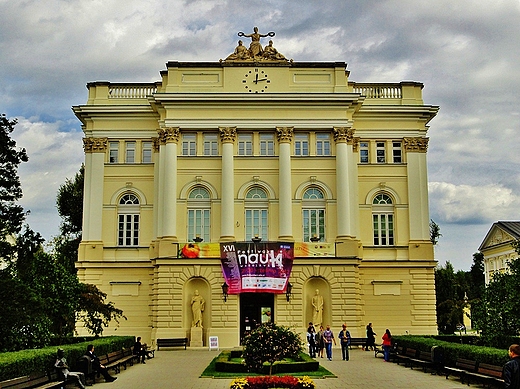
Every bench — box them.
[0,376,30,388]
[409,350,435,373]
[348,337,366,349]
[156,338,188,350]
[466,363,504,388]
[444,358,478,384]
[0,371,66,389]
[395,347,417,367]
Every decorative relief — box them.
[333,127,354,144]
[223,27,290,63]
[219,127,237,143]
[276,127,294,143]
[404,137,429,152]
[352,137,360,152]
[158,127,180,144]
[152,137,160,152]
[83,137,108,153]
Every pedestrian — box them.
[503,344,520,389]
[365,322,376,351]
[338,323,351,361]
[382,329,392,362]
[317,325,325,358]
[323,324,336,361]
[306,322,316,358]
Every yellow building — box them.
[73,30,439,347]
[479,221,520,284]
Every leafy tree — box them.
[467,251,485,301]
[429,219,442,246]
[435,261,466,334]
[242,322,302,375]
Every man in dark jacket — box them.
[85,344,117,382]
[504,344,520,389]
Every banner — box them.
[220,242,294,294]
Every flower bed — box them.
[229,375,315,389]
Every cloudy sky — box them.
[2,0,519,270]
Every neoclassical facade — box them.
[73,32,439,347]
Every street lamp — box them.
[286,282,293,302]
[221,282,229,302]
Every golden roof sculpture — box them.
[223,27,290,63]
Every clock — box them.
[243,68,270,93]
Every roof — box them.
[479,221,520,251]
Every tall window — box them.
[360,141,369,163]
[238,134,253,155]
[392,141,402,163]
[316,133,331,156]
[142,141,153,163]
[118,193,140,246]
[294,134,309,156]
[372,193,394,246]
[203,134,218,156]
[109,141,119,163]
[182,134,196,156]
[302,188,325,241]
[260,133,274,156]
[187,187,210,242]
[376,142,386,163]
[125,141,135,163]
[245,187,268,241]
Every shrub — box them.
[229,375,315,389]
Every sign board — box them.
[209,336,219,351]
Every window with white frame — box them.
[316,133,331,156]
[360,141,369,163]
[376,142,386,163]
[118,193,140,246]
[142,141,153,163]
[182,134,196,156]
[294,133,309,156]
[125,141,135,163]
[109,141,119,163]
[372,193,394,246]
[187,187,210,242]
[238,133,253,156]
[203,134,218,156]
[392,141,402,163]
[260,133,275,156]
[245,187,268,241]
[302,188,325,241]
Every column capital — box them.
[333,127,354,144]
[158,127,180,144]
[276,127,294,143]
[219,127,237,143]
[83,137,108,153]
[152,137,160,152]
[404,137,429,152]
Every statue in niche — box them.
[225,40,251,61]
[312,289,324,328]
[238,26,275,58]
[263,40,286,61]
[191,290,205,328]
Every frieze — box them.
[404,137,429,152]
[219,127,237,143]
[276,127,294,143]
[333,127,354,144]
[83,137,108,153]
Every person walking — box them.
[323,324,336,361]
[307,322,317,358]
[338,324,351,361]
[365,322,376,351]
[503,344,520,389]
[316,325,325,358]
[382,329,392,362]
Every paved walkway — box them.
[103,348,478,389]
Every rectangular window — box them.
[245,209,268,241]
[204,134,218,156]
[316,134,331,156]
[118,214,139,246]
[187,209,210,242]
[260,133,275,156]
[392,141,402,163]
[238,134,253,156]
[303,209,325,242]
[360,142,369,163]
[294,134,309,156]
[125,141,135,163]
[182,134,196,156]
[109,141,119,163]
[373,213,394,246]
[142,141,153,163]
[376,142,386,163]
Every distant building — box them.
[479,221,520,284]
[73,29,439,347]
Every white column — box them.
[152,137,160,239]
[405,137,430,241]
[220,127,236,240]
[277,127,293,240]
[81,145,92,241]
[161,128,179,239]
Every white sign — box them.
[209,336,219,350]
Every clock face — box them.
[243,68,270,93]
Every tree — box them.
[242,322,303,375]
[429,219,442,246]
[435,261,466,334]
[467,251,485,301]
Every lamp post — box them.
[285,282,293,302]
[221,282,229,302]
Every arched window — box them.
[372,193,394,246]
[187,187,211,242]
[302,187,325,242]
[118,193,140,246]
[245,187,268,241]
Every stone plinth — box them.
[190,327,203,347]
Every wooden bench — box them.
[348,337,366,349]
[466,363,504,388]
[0,376,30,388]
[0,371,66,389]
[409,350,435,372]
[444,358,478,384]
[395,347,417,367]
[156,338,188,350]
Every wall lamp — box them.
[193,235,203,243]
[221,282,229,302]
[252,235,262,243]
[286,282,293,302]
[310,234,320,242]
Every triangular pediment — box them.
[479,221,520,251]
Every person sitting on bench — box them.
[55,348,87,389]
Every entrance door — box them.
[240,293,274,342]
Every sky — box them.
[1,0,519,271]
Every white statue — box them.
[191,290,205,328]
[312,289,324,327]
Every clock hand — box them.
[253,73,259,84]
[256,78,268,82]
